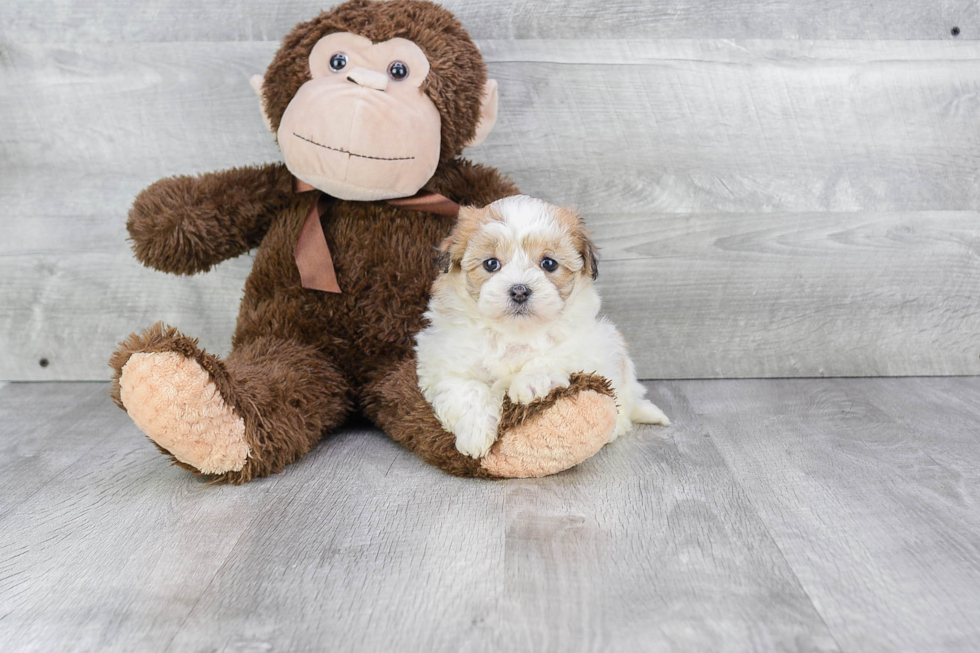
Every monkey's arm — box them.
[127,163,294,275]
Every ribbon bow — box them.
[292,178,461,293]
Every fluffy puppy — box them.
[416,195,669,459]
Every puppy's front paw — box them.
[508,369,570,405]
[454,408,500,459]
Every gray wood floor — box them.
[1,377,978,652]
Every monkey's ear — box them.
[465,79,498,148]
[250,74,275,134]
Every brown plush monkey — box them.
[109,0,619,483]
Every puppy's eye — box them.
[541,257,559,272]
[329,53,348,72]
[387,61,409,81]
[483,258,501,273]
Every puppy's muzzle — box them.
[508,284,532,304]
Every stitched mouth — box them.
[293,133,415,161]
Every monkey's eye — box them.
[387,61,409,81]
[483,258,501,273]
[329,53,348,72]
[541,257,559,272]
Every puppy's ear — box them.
[581,233,599,280]
[435,236,454,273]
[435,205,482,273]
[578,229,599,281]
[556,206,599,280]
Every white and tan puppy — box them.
[416,195,669,459]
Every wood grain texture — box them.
[3,37,979,380]
[5,40,980,216]
[0,383,110,518]
[677,377,980,653]
[0,250,249,380]
[163,431,508,653]
[1,0,976,42]
[597,210,980,379]
[488,383,840,653]
[923,375,980,415]
[0,383,290,652]
[476,39,980,214]
[167,383,841,653]
[4,379,980,651]
[0,381,847,653]
[849,377,980,516]
[0,41,280,213]
[4,209,977,380]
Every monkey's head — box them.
[251,0,497,201]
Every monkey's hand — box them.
[127,163,294,275]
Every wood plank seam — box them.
[668,381,847,653]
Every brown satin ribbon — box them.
[292,178,461,293]
[387,191,462,217]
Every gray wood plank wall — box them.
[1,1,978,381]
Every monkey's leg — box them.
[109,323,353,483]
[361,358,618,479]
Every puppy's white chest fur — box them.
[486,333,556,378]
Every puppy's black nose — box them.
[509,284,532,304]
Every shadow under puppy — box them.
[416,195,669,459]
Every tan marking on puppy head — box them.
[437,204,497,273]
[552,205,599,281]
[437,204,513,302]
[520,231,580,300]
[435,196,600,321]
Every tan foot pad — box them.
[480,390,617,478]
[119,352,249,474]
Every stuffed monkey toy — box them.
[109,0,619,483]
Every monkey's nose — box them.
[346,67,389,92]
[508,284,532,304]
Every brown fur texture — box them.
[127,165,295,275]
[115,156,523,483]
[496,372,615,434]
[361,361,618,479]
[110,322,354,483]
[361,357,489,478]
[110,0,619,483]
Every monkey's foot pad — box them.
[481,388,617,478]
[119,352,250,474]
